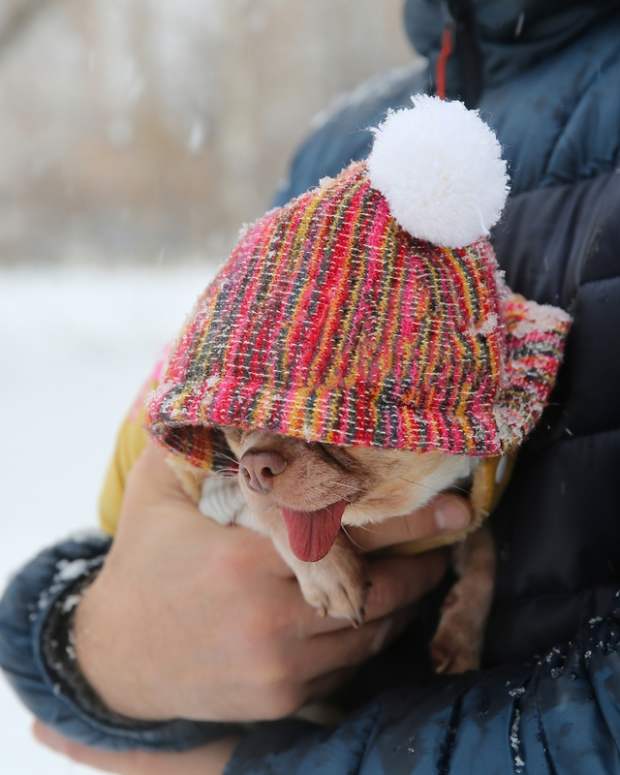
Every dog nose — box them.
[239,450,287,493]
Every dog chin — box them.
[341,491,433,526]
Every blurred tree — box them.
[0,0,414,265]
[0,0,53,59]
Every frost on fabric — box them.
[61,594,82,614]
[56,558,90,582]
[510,707,525,771]
[508,302,572,339]
[34,557,102,615]
[493,404,515,449]
[494,268,511,302]
[318,175,335,192]
[471,312,498,338]
[65,528,106,543]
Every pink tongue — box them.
[281,501,347,562]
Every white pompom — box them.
[367,95,509,248]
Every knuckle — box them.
[261,683,303,719]
[244,641,300,706]
[209,539,253,579]
[238,607,280,643]
[236,596,292,644]
[257,647,295,686]
[367,574,401,612]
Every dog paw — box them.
[430,628,481,674]
[302,576,367,627]
[430,589,483,674]
[298,545,367,627]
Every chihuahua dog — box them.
[171,428,497,675]
[151,99,569,675]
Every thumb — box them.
[347,493,471,553]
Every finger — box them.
[346,494,471,552]
[33,721,239,775]
[297,607,414,681]
[364,550,447,619]
[291,549,447,637]
[33,721,125,772]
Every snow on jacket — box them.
[1,1,620,772]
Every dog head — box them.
[222,428,473,562]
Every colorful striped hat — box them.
[148,96,571,468]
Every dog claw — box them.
[298,539,366,625]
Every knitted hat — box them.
[148,96,571,468]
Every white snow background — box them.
[0,263,215,773]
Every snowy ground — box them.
[0,263,216,774]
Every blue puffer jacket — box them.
[1,1,620,772]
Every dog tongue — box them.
[281,501,347,562]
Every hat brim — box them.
[148,292,570,467]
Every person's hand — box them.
[74,441,471,722]
[33,722,238,775]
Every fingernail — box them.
[435,498,470,531]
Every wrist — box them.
[40,563,159,728]
[73,571,166,721]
